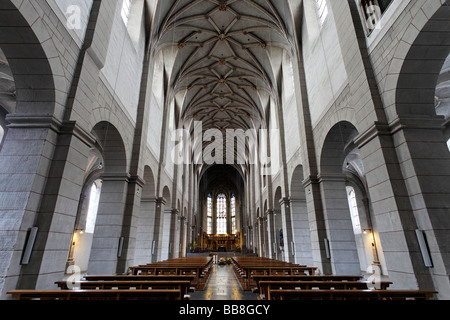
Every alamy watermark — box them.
[66,5,82,30]
[170,121,280,176]
[66,265,82,290]
[63,2,387,32]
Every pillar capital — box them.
[128,175,146,188]
[101,172,131,182]
[279,197,291,207]
[317,173,346,183]
[155,197,167,207]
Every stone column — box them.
[151,197,166,262]
[134,196,156,265]
[318,174,360,275]
[290,197,314,267]
[88,173,130,275]
[169,209,179,258]
[303,177,331,275]
[265,209,275,259]
[279,198,295,263]
[116,176,145,274]
[257,217,264,257]
[179,215,187,257]
[0,118,95,297]
[356,120,446,292]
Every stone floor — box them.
[190,263,258,300]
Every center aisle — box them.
[190,263,258,300]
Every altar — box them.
[202,233,241,251]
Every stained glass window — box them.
[231,194,236,234]
[207,194,213,234]
[217,193,227,234]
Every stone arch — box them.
[394,4,450,152]
[162,185,171,204]
[394,4,450,120]
[320,121,359,175]
[0,1,68,118]
[0,105,8,149]
[392,3,450,297]
[87,121,129,275]
[91,121,127,174]
[319,121,361,275]
[66,146,104,273]
[0,2,72,298]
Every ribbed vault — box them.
[152,0,296,167]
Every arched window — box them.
[85,179,102,234]
[346,186,362,235]
[0,125,4,146]
[217,193,227,235]
[315,0,328,27]
[207,194,213,235]
[231,194,236,234]
[121,0,133,26]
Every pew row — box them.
[8,289,182,300]
[257,280,393,300]
[231,257,317,291]
[128,257,213,290]
[268,289,437,300]
[56,280,191,299]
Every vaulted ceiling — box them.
[153,0,295,130]
[152,0,297,173]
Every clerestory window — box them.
[121,0,133,26]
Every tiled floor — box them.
[190,263,258,300]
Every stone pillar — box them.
[0,118,92,298]
[318,174,360,275]
[134,196,156,265]
[151,197,166,262]
[88,173,130,275]
[303,177,331,275]
[279,198,295,263]
[169,209,179,258]
[265,209,275,259]
[290,198,314,267]
[179,215,187,257]
[356,120,447,293]
[256,217,263,257]
[116,176,145,274]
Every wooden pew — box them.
[83,275,196,293]
[128,257,213,290]
[231,257,317,290]
[8,289,182,300]
[252,275,363,293]
[128,266,209,290]
[258,280,392,300]
[268,289,437,300]
[55,280,191,299]
[84,274,195,282]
